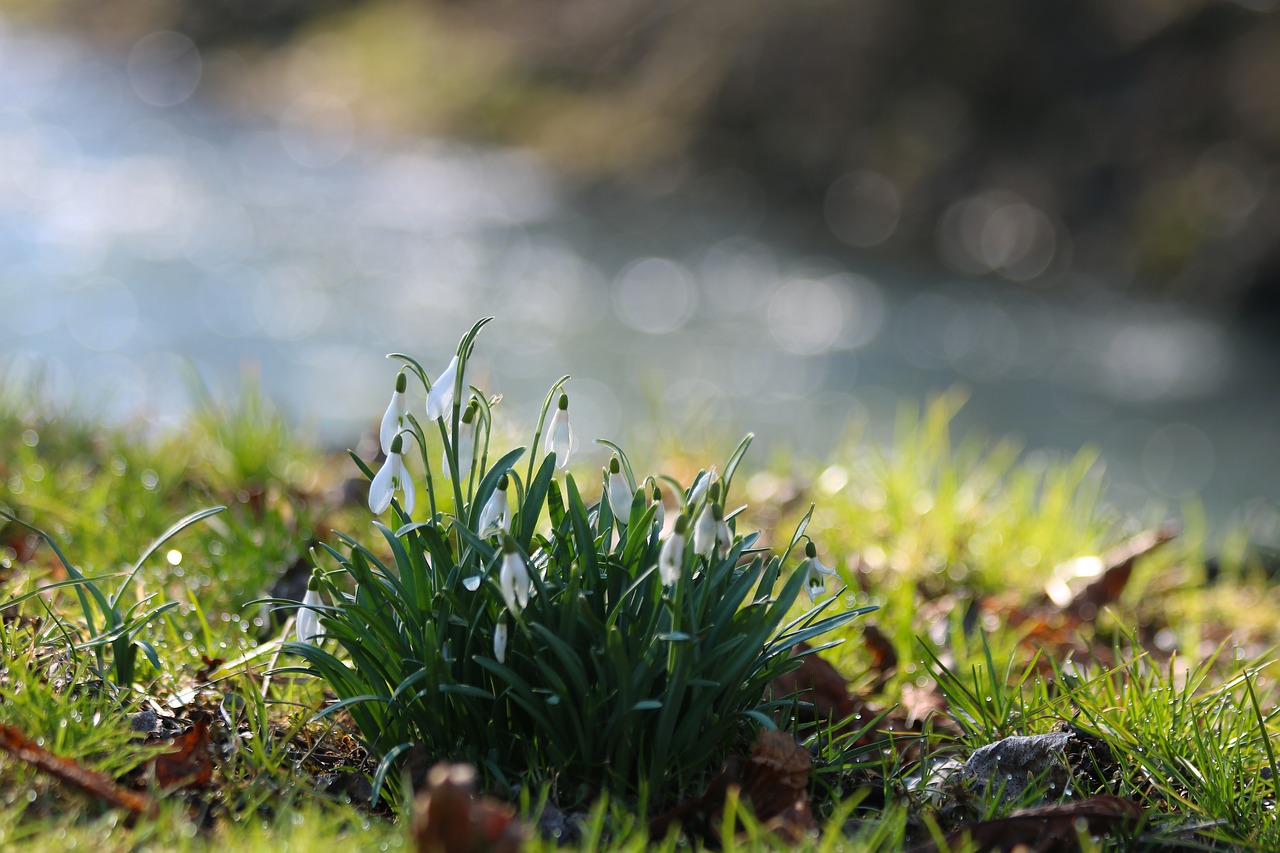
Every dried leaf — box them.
[0,722,156,816]
[412,763,524,853]
[912,795,1144,853]
[1061,523,1179,618]
[151,718,213,789]
[769,642,867,731]
[194,655,224,684]
[648,731,815,844]
[863,624,898,682]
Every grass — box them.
[1,384,1278,850]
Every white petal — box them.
[607,472,633,524]
[659,533,684,585]
[296,589,323,644]
[379,389,407,455]
[493,621,508,664]
[546,410,575,469]
[369,456,395,515]
[479,488,506,534]
[400,470,416,515]
[425,355,459,420]
[717,520,732,548]
[693,506,716,557]
[500,553,520,613]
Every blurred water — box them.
[2,21,1279,529]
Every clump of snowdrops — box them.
[280,318,870,808]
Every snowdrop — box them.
[802,541,838,602]
[499,535,530,614]
[478,473,511,535]
[545,391,576,469]
[295,574,324,645]
[379,371,409,456]
[659,515,689,585]
[443,400,479,481]
[716,506,732,551]
[493,617,508,664]
[693,503,718,558]
[370,433,415,515]
[426,354,462,421]
[606,455,633,524]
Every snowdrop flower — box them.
[478,473,511,535]
[493,617,508,664]
[649,482,665,532]
[499,535,531,614]
[693,503,718,558]
[379,371,409,455]
[370,433,415,515]
[688,467,717,506]
[659,515,689,585]
[545,391,576,469]
[802,541,838,602]
[443,400,478,481]
[606,455,633,524]
[716,506,732,551]
[295,574,324,645]
[426,354,463,421]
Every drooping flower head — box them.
[545,391,575,469]
[688,467,717,507]
[493,616,509,664]
[693,502,718,558]
[715,503,732,551]
[606,455,633,525]
[426,354,463,421]
[296,572,324,645]
[370,433,415,515]
[499,534,531,614]
[479,472,511,535]
[444,399,479,481]
[659,514,689,585]
[802,540,838,602]
[379,371,409,456]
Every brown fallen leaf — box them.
[912,795,1144,853]
[0,722,156,816]
[150,718,213,790]
[412,763,525,853]
[1061,523,1180,619]
[768,642,871,734]
[649,731,816,845]
[194,655,225,684]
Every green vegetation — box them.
[2,358,1278,850]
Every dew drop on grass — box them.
[141,469,159,490]
[21,430,38,447]
[28,464,43,482]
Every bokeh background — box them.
[2,0,1279,533]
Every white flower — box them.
[606,456,633,524]
[425,354,461,421]
[493,617,508,664]
[717,508,733,550]
[802,541,838,602]
[693,503,718,558]
[659,515,689,585]
[499,537,531,614]
[369,434,415,515]
[443,401,478,481]
[478,473,510,535]
[545,391,576,469]
[295,578,323,644]
[379,371,409,456]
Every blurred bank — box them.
[1,8,1279,536]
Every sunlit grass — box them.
[3,382,1280,850]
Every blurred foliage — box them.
[7,0,1280,301]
